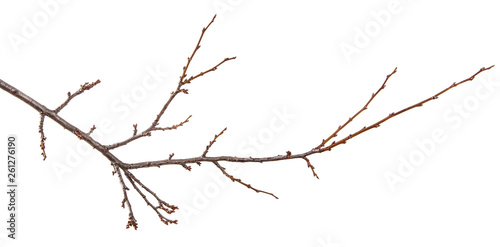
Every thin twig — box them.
[55,79,100,113]
[105,115,192,150]
[316,67,397,149]
[303,157,319,179]
[123,170,178,225]
[151,115,192,131]
[87,125,96,135]
[113,164,138,230]
[321,65,496,151]
[212,161,278,199]
[149,15,219,129]
[124,170,179,215]
[0,13,494,229]
[202,127,227,157]
[183,57,237,84]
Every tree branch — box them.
[212,161,278,199]
[55,79,101,113]
[202,127,227,157]
[113,164,138,230]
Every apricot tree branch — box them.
[0,14,495,229]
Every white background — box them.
[0,0,499,246]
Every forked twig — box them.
[316,67,397,149]
[320,65,495,151]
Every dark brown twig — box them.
[303,157,319,179]
[55,79,100,113]
[321,65,495,151]
[113,164,138,230]
[132,124,138,136]
[149,15,226,130]
[38,113,47,160]
[105,15,234,150]
[124,66,495,172]
[212,161,278,199]
[87,125,96,135]
[316,67,397,149]
[151,115,192,131]
[202,127,227,157]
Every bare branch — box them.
[105,115,191,150]
[106,129,151,150]
[317,67,397,149]
[303,157,319,179]
[179,15,217,84]
[151,115,192,131]
[0,13,494,229]
[321,65,496,151]
[106,15,234,151]
[113,164,137,230]
[183,57,237,84]
[38,113,47,160]
[55,79,100,113]
[125,65,495,171]
[212,161,278,199]
[132,124,138,136]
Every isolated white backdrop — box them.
[0,1,499,246]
